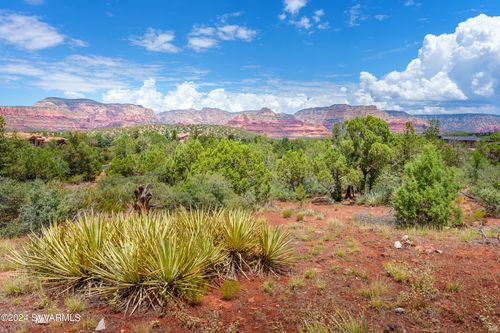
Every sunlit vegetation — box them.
[10,209,294,313]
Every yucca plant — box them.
[88,240,147,313]
[11,224,88,290]
[255,225,295,275]
[217,210,259,278]
[13,208,294,314]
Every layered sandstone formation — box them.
[0,98,156,131]
[157,108,234,125]
[227,108,329,138]
[2,97,498,136]
[295,105,428,133]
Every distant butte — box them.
[1,98,499,135]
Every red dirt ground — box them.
[1,202,499,333]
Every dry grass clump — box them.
[220,279,240,300]
[11,208,295,314]
[301,310,370,333]
[384,262,410,282]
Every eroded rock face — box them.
[414,114,500,133]
[5,98,497,136]
[0,97,156,131]
[157,108,234,125]
[227,108,329,138]
[295,105,428,133]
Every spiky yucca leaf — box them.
[11,225,87,289]
[256,225,295,274]
[217,209,259,277]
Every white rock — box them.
[95,318,106,331]
[394,307,405,314]
[401,235,409,241]
[394,241,402,249]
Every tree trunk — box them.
[133,184,152,215]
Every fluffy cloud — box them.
[284,0,308,15]
[187,23,256,52]
[0,13,65,50]
[129,28,179,53]
[358,14,500,113]
[103,78,352,113]
[280,1,327,31]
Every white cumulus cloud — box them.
[358,14,500,113]
[284,0,308,15]
[103,78,352,113]
[0,13,65,50]
[129,28,179,53]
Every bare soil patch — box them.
[1,202,499,333]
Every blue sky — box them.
[0,0,499,114]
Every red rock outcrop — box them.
[227,108,329,138]
[295,105,428,133]
[0,98,156,131]
[4,98,496,136]
[157,108,234,125]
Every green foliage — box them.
[315,146,347,201]
[181,173,251,209]
[12,209,294,313]
[393,145,460,227]
[342,116,392,192]
[220,279,240,300]
[9,145,70,181]
[301,311,370,333]
[294,183,307,204]
[0,177,27,235]
[62,133,100,181]
[191,140,271,202]
[17,181,73,234]
[276,149,311,192]
[282,209,292,218]
[423,118,440,139]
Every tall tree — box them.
[342,116,392,192]
[276,149,311,192]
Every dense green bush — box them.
[276,149,311,193]
[393,146,460,227]
[0,178,28,237]
[471,164,500,216]
[191,140,271,202]
[17,181,74,234]
[357,168,401,206]
[181,173,253,209]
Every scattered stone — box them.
[394,307,405,314]
[384,323,399,332]
[435,249,443,254]
[95,318,106,331]
[394,241,402,249]
[401,235,409,241]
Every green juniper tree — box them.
[393,145,460,227]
